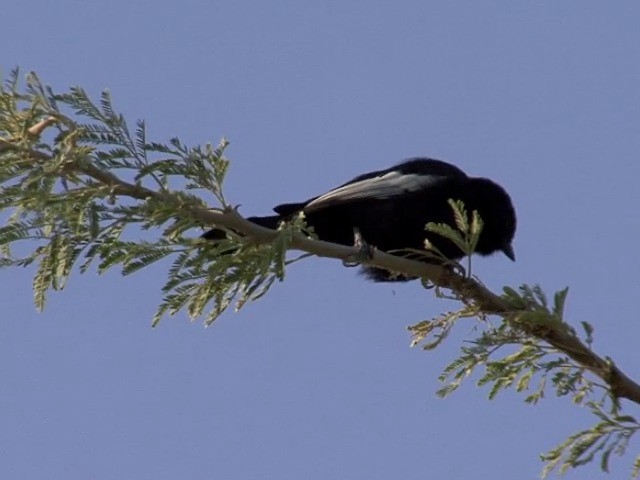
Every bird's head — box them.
[465,177,517,261]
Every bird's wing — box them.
[304,170,447,211]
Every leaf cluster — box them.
[409,282,640,477]
[424,198,483,275]
[0,70,291,320]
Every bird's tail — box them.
[201,215,281,240]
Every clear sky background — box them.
[3,2,639,479]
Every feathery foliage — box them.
[0,69,291,322]
[424,198,483,275]
[409,283,640,477]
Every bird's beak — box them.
[501,244,516,262]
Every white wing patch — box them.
[306,171,443,210]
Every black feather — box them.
[202,158,517,282]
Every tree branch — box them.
[5,138,640,407]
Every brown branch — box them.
[194,205,640,404]
[75,160,156,199]
[437,274,640,404]
[27,116,58,138]
[156,208,640,407]
[6,137,640,406]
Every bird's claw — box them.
[342,228,376,267]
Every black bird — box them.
[203,158,517,281]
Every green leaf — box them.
[32,243,52,311]
[553,286,569,319]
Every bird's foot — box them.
[342,228,376,267]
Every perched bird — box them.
[203,158,517,281]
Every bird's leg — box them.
[342,227,376,267]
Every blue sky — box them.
[3,1,639,479]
